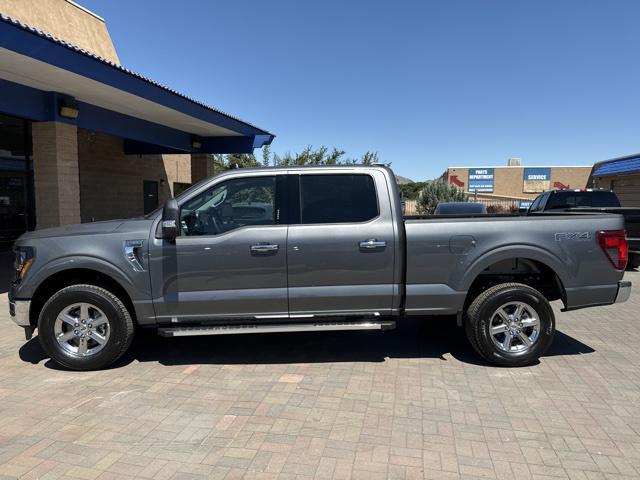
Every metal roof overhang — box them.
[0,14,274,154]
[592,155,640,177]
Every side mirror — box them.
[162,197,179,241]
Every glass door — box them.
[0,173,27,243]
[0,114,33,244]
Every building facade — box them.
[440,160,592,201]
[0,0,272,242]
[590,154,640,207]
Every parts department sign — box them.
[523,168,551,193]
[468,168,494,192]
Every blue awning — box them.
[593,156,640,177]
[0,13,274,154]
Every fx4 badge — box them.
[554,232,592,242]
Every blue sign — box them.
[523,167,552,193]
[524,168,551,181]
[468,168,494,192]
[519,200,533,209]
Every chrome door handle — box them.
[250,243,279,253]
[359,239,387,249]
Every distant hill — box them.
[395,174,415,185]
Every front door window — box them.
[180,176,276,236]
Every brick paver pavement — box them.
[0,271,637,479]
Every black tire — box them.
[465,283,555,367]
[37,284,134,370]
[464,309,482,356]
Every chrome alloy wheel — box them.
[54,303,110,357]
[490,301,540,353]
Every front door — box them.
[149,174,288,322]
[286,172,396,317]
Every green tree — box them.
[217,146,383,169]
[361,151,379,164]
[270,145,347,166]
[398,181,429,200]
[225,153,261,169]
[261,145,271,167]
[212,154,227,173]
[212,153,262,173]
[416,182,468,215]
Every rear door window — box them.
[299,174,378,224]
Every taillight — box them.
[597,230,628,270]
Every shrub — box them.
[416,182,468,214]
[486,204,520,214]
[486,204,505,213]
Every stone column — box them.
[190,153,213,183]
[32,122,81,229]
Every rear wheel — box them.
[38,284,134,370]
[465,283,555,367]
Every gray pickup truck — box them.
[9,165,632,370]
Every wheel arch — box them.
[461,247,568,312]
[29,267,137,328]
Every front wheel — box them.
[38,284,134,370]
[465,283,555,367]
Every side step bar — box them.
[158,320,396,337]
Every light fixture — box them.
[58,97,79,119]
[191,135,202,149]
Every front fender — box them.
[19,254,142,301]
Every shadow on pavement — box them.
[18,318,595,370]
[546,330,595,356]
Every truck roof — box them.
[218,164,392,173]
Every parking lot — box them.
[0,271,637,480]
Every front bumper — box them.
[615,281,632,304]
[9,300,31,327]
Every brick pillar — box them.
[191,153,213,183]
[32,122,81,229]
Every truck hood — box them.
[18,218,132,240]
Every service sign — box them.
[468,168,494,192]
[523,168,551,193]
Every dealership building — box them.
[440,159,592,203]
[0,0,273,242]
[589,154,640,207]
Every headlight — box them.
[13,246,34,281]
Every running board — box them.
[157,321,396,337]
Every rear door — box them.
[286,170,396,317]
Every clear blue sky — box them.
[81,0,640,180]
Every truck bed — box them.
[402,213,626,315]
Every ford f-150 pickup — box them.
[9,165,632,370]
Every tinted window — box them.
[529,192,549,212]
[546,191,621,210]
[528,195,542,212]
[435,202,486,214]
[180,176,275,236]
[300,174,378,224]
